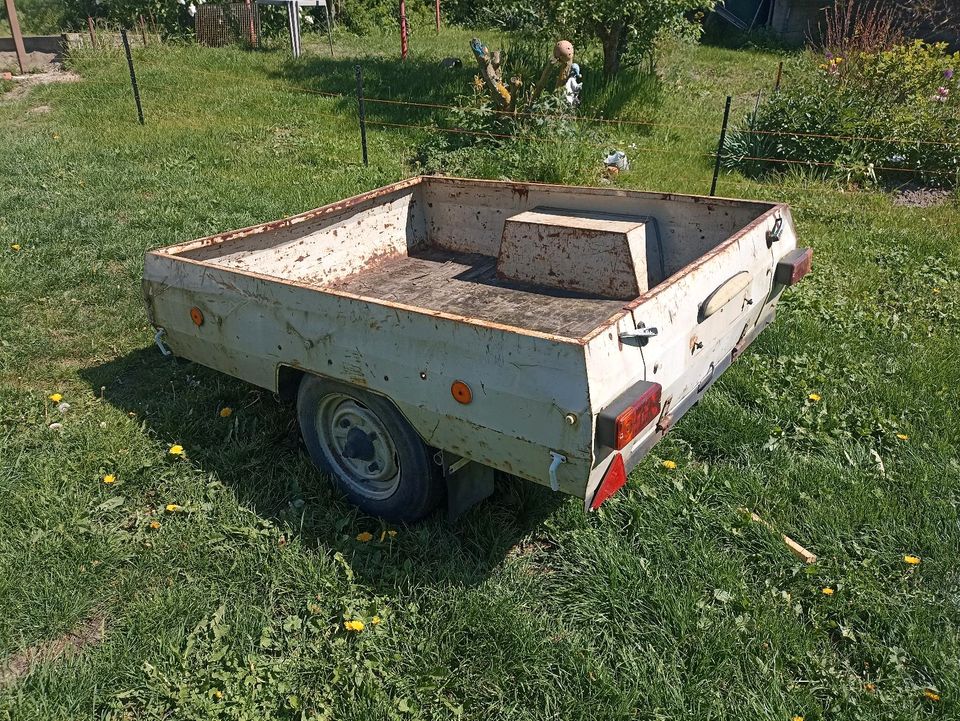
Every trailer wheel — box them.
[297,375,443,522]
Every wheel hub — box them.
[315,394,400,499]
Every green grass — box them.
[1,27,959,721]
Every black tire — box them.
[296,374,443,522]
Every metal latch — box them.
[619,325,658,342]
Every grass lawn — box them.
[1,26,959,721]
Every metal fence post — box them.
[710,95,732,197]
[355,65,368,166]
[121,29,145,125]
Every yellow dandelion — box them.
[213,689,223,700]
[903,554,921,565]
[371,615,381,625]
[933,287,941,294]
[168,444,184,456]
[661,460,677,470]
[821,587,834,596]
[923,689,940,702]
[896,433,909,441]
[387,529,397,537]
[165,503,182,513]
[344,620,364,632]
[149,520,161,530]
[102,474,116,484]
[808,393,821,402]
[49,393,63,403]
[11,244,21,251]
[864,682,876,693]
[219,407,233,418]
[792,716,804,721]
[356,531,373,543]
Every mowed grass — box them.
[1,26,959,721]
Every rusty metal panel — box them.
[582,207,799,452]
[421,176,775,280]
[497,207,650,300]
[178,184,427,287]
[143,253,594,494]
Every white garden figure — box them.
[564,63,582,106]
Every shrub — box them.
[723,41,960,187]
[415,81,605,185]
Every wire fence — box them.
[92,45,960,207]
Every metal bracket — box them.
[766,216,784,247]
[154,328,172,357]
[548,451,567,492]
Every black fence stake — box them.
[121,28,145,125]
[774,60,783,92]
[710,95,732,197]
[355,65,368,166]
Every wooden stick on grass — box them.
[739,507,817,564]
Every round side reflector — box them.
[451,380,472,404]
[190,307,204,326]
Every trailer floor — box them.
[327,247,627,339]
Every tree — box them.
[555,0,716,78]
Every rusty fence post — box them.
[355,64,368,166]
[710,95,732,197]
[435,0,440,33]
[3,0,28,74]
[121,28,145,125]
[399,0,408,60]
[774,60,783,92]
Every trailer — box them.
[143,176,812,521]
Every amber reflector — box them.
[190,307,204,326]
[451,380,472,404]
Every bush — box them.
[723,41,960,187]
[415,81,605,185]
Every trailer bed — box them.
[326,247,626,338]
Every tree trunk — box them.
[600,21,624,78]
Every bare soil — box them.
[0,613,106,688]
[892,186,955,208]
[0,51,80,101]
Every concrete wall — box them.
[0,34,63,55]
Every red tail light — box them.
[597,381,662,450]
[775,247,813,286]
[590,453,626,510]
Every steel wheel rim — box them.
[314,393,401,500]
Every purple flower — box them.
[825,51,834,60]
[945,68,955,80]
